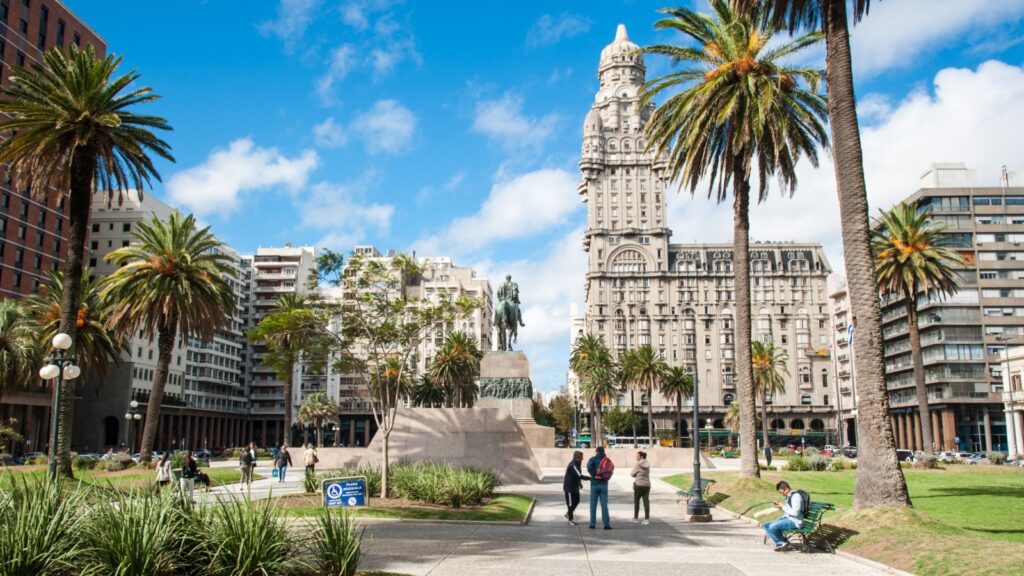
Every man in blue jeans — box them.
[586,446,612,529]
[764,481,807,551]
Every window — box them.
[123,222,131,232]
[73,31,80,46]
[0,1,8,24]
[56,18,64,45]
[18,19,26,34]
[801,394,812,405]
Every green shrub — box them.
[255,448,271,459]
[28,454,48,466]
[0,478,85,576]
[201,497,293,576]
[105,452,136,472]
[803,447,821,458]
[305,470,320,494]
[806,454,830,471]
[830,457,851,471]
[316,467,382,498]
[0,453,13,466]
[389,462,499,507]
[73,456,99,470]
[913,454,939,469]
[310,507,362,576]
[988,452,1008,465]
[171,451,184,470]
[78,491,188,575]
[776,447,795,457]
[786,456,810,471]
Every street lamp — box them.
[706,419,714,451]
[125,400,142,454]
[687,368,712,521]
[38,333,80,482]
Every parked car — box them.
[952,451,975,462]
[193,449,213,460]
[554,435,568,448]
[936,451,959,463]
[896,449,915,463]
[1005,456,1024,467]
[965,453,991,465]
[841,446,858,459]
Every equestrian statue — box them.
[494,274,525,351]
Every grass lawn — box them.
[271,493,533,523]
[0,465,259,492]
[664,466,1024,576]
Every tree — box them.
[430,331,482,408]
[752,341,789,453]
[0,45,172,476]
[0,300,38,398]
[248,293,329,447]
[620,345,667,446]
[318,250,479,498]
[102,212,233,463]
[873,202,962,456]
[532,396,555,428]
[297,392,340,448]
[658,367,694,446]
[724,401,741,448]
[410,374,445,408]
[643,0,829,478]
[549,394,575,437]
[734,0,911,509]
[570,334,618,446]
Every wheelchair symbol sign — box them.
[322,476,367,508]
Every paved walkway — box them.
[356,468,888,576]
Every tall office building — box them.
[880,162,1023,452]
[579,25,836,443]
[0,0,108,455]
[827,274,858,446]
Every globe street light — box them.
[38,333,79,482]
[125,400,143,454]
[687,367,712,521]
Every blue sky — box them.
[68,0,1024,392]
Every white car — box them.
[936,451,959,463]
[965,454,991,465]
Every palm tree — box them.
[102,211,233,463]
[410,374,445,408]
[370,357,413,408]
[658,366,694,447]
[248,293,326,447]
[734,0,911,509]
[724,400,742,448]
[752,341,789,455]
[621,345,667,446]
[430,331,482,408]
[873,202,962,456]
[0,300,38,397]
[581,364,620,447]
[297,392,340,448]
[570,334,617,446]
[0,45,173,476]
[643,0,829,478]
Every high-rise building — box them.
[879,162,1023,452]
[579,25,836,444]
[0,0,107,456]
[827,273,858,446]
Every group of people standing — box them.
[563,447,652,529]
[154,450,204,499]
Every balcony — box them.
[250,406,285,414]
[253,285,294,294]
[255,271,297,280]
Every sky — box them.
[67,0,1024,393]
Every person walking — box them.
[155,452,172,492]
[764,481,810,551]
[586,446,614,530]
[180,450,198,501]
[239,443,256,486]
[563,450,590,526]
[630,451,651,524]
[303,443,318,479]
[275,445,293,482]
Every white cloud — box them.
[664,60,1024,274]
[313,117,347,148]
[296,175,394,251]
[166,138,318,218]
[526,13,591,48]
[444,170,467,191]
[316,44,357,105]
[259,0,321,52]
[351,99,417,155]
[856,93,893,124]
[416,168,580,256]
[471,93,559,150]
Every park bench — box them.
[675,478,716,503]
[763,502,837,553]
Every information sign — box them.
[323,476,367,508]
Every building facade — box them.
[0,0,107,456]
[827,274,858,446]
[880,162,1022,452]
[579,26,837,445]
[999,347,1024,458]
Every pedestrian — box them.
[764,481,810,551]
[563,450,590,526]
[155,452,172,491]
[586,446,614,530]
[180,450,198,501]
[239,443,255,486]
[764,445,773,468]
[303,443,318,478]
[631,450,651,524]
[275,445,293,482]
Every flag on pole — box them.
[847,322,854,347]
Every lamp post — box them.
[125,400,142,455]
[687,368,712,521]
[38,333,80,482]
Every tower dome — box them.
[583,108,603,135]
[599,24,641,68]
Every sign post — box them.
[322,476,368,508]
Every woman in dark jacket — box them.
[562,450,590,526]
[180,450,199,501]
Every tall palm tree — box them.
[658,366,694,447]
[734,0,911,509]
[621,345,668,446]
[410,374,445,408]
[643,0,829,478]
[370,357,413,408]
[570,334,617,446]
[0,300,38,397]
[0,45,173,476]
[873,202,962,456]
[102,211,233,463]
[752,341,789,455]
[248,293,325,447]
[297,392,340,448]
[430,331,482,408]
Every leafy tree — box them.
[102,212,233,463]
[570,334,618,446]
[430,331,482,408]
[658,366,694,446]
[548,394,575,437]
[297,392,340,448]
[0,45,172,476]
[410,374,445,408]
[0,418,23,455]
[735,0,911,508]
[531,396,555,428]
[317,250,479,498]
[873,202,962,456]
[620,345,667,446]
[642,0,828,478]
[752,341,789,452]
[0,300,38,398]
[603,407,645,437]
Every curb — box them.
[522,497,537,525]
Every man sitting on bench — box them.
[764,480,809,551]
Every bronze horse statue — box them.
[494,274,525,351]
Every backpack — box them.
[790,489,811,518]
[597,456,615,480]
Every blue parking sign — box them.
[323,476,367,508]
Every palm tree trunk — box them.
[761,392,771,457]
[52,148,97,478]
[906,301,934,454]
[630,388,637,444]
[732,176,760,478]
[139,314,178,463]
[283,360,294,447]
[646,379,655,447]
[823,0,909,508]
